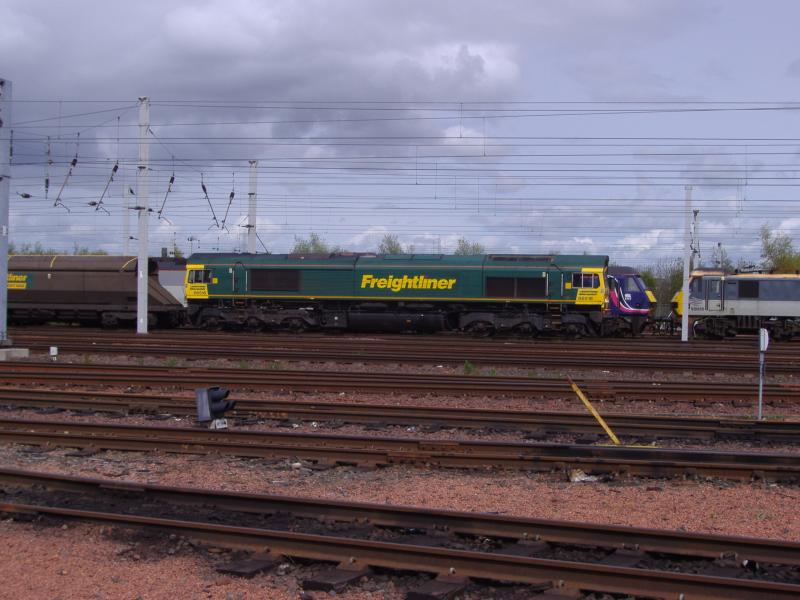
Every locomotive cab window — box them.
[690,277,703,296]
[705,278,722,300]
[623,277,642,293]
[188,269,212,284]
[571,273,600,288]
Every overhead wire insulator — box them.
[200,174,220,229]
[220,172,235,231]
[92,161,119,214]
[157,172,176,225]
[53,156,78,212]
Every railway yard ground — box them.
[2,327,800,599]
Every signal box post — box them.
[758,328,769,420]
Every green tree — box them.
[760,225,800,273]
[639,257,683,316]
[11,241,59,254]
[638,268,657,291]
[291,233,343,254]
[710,243,734,273]
[378,233,404,254]
[72,242,108,255]
[453,237,485,255]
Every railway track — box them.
[2,417,800,480]
[2,387,800,442]
[1,468,799,599]
[11,327,800,373]
[0,361,797,403]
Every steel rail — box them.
[11,328,800,373]
[17,338,800,372]
[1,387,799,441]
[0,362,797,402]
[2,417,800,480]
[2,467,798,567]
[5,502,798,599]
[13,326,800,354]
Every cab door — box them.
[705,276,723,312]
[232,262,247,294]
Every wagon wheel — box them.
[100,313,119,329]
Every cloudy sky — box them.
[3,0,800,266]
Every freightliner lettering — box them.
[361,274,456,292]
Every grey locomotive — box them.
[674,269,800,339]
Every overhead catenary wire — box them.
[220,172,235,231]
[7,98,800,264]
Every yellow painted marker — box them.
[568,377,621,446]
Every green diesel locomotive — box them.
[185,252,616,336]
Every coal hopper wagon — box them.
[7,255,185,328]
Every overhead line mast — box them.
[681,185,692,342]
[248,160,258,253]
[136,97,150,334]
[0,78,11,345]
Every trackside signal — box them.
[195,386,236,428]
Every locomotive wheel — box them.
[244,317,263,333]
[466,321,495,338]
[203,316,222,331]
[283,317,308,332]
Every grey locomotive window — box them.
[707,279,721,300]
[738,280,759,299]
[486,277,515,297]
[690,278,703,296]
[188,269,211,284]
[251,269,300,292]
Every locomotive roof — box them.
[608,265,639,276]
[9,255,156,273]
[187,252,608,268]
[691,270,800,280]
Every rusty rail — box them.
[10,326,800,373]
[1,387,799,441]
[0,362,797,403]
[2,417,800,480]
[1,468,799,599]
